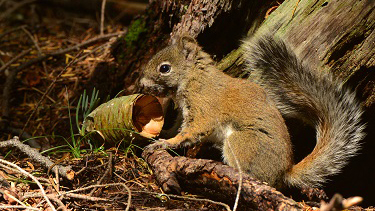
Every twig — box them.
[114,171,146,188]
[21,26,48,73]
[0,205,39,210]
[75,41,111,63]
[2,126,40,148]
[1,190,37,210]
[31,87,56,103]
[320,193,363,211]
[50,31,124,56]
[0,0,37,22]
[48,155,66,193]
[0,136,74,180]
[19,50,82,138]
[21,27,42,54]
[134,190,231,211]
[65,183,131,211]
[1,31,124,124]
[48,196,67,211]
[23,183,132,210]
[23,191,111,202]
[100,0,107,35]
[0,48,32,74]
[89,152,113,196]
[0,158,56,211]
[64,193,112,201]
[0,25,27,41]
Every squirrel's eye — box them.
[159,64,171,74]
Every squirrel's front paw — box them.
[147,139,177,151]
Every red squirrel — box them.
[140,34,365,189]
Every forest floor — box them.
[0,1,226,210]
[0,1,373,211]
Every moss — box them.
[124,18,148,51]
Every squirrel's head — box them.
[140,35,201,97]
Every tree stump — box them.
[110,0,375,207]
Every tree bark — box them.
[257,0,375,107]
[111,0,275,94]
[142,144,305,210]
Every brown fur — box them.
[140,35,365,189]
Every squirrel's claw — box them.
[147,138,178,151]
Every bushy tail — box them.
[242,35,366,188]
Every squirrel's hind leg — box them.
[222,128,289,187]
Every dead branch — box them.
[0,205,39,210]
[0,157,56,211]
[320,193,363,211]
[0,136,74,180]
[48,196,68,211]
[0,48,32,74]
[133,190,231,211]
[24,191,111,202]
[21,26,48,73]
[2,126,40,148]
[64,183,131,211]
[142,143,304,210]
[100,0,107,35]
[23,183,132,211]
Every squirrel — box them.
[139,34,365,189]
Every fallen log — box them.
[142,143,305,210]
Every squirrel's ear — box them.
[173,35,199,60]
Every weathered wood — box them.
[259,0,375,107]
[142,143,305,210]
[250,1,375,206]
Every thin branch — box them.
[0,25,27,40]
[2,126,40,148]
[0,158,56,211]
[24,183,132,210]
[1,31,124,123]
[133,190,231,211]
[0,137,74,180]
[320,193,363,211]
[22,192,111,207]
[21,26,48,73]
[89,152,113,196]
[65,183,131,211]
[100,0,107,35]
[19,50,82,138]
[0,48,32,74]
[48,196,68,211]
[1,190,36,210]
[0,205,39,210]
[21,26,42,54]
